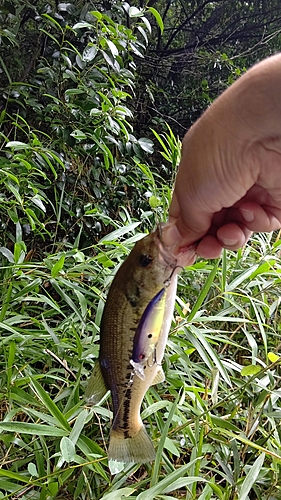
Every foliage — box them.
[131,0,281,135]
[0,1,166,249]
[1,1,281,499]
[1,222,281,499]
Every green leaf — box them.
[188,262,218,321]
[50,279,84,322]
[210,415,240,432]
[226,264,259,291]
[241,365,261,376]
[151,393,180,485]
[28,462,39,477]
[108,460,126,475]
[101,488,136,500]
[51,254,65,278]
[6,141,31,150]
[60,436,75,463]
[73,21,94,29]
[0,247,14,263]
[137,470,204,500]
[148,7,164,34]
[268,352,280,363]
[239,453,265,500]
[106,39,118,57]
[138,137,154,153]
[0,422,67,436]
[70,129,87,140]
[69,409,89,445]
[6,181,22,203]
[30,377,71,431]
[32,195,46,212]
[7,207,19,223]
[83,45,98,62]
[90,10,103,20]
[0,469,30,484]
[128,6,144,17]
[99,221,141,243]
[137,25,148,45]
[164,437,180,457]
[41,13,64,32]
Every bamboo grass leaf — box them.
[101,488,136,500]
[51,254,65,277]
[50,279,83,322]
[0,422,67,436]
[30,377,71,431]
[0,469,30,483]
[188,262,219,321]
[151,393,180,486]
[60,436,76,463]
[239,453,265,500]
[226,264,259,291]
[69,409,89,445]
[99,221,142,243]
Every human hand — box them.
[165,54,281,263]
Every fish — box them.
[85,223,194,463]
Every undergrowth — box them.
[1,2,281,498]
[0,225,281,499]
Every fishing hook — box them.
[163,264,184,288]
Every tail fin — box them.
[108,426,156,463]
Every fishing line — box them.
[156,224,178,269]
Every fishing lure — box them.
[130,287,167,381]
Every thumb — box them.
[166,192,212,248]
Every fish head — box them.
[129,223,195,287]
[128,224,178,290]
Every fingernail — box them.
[240,208,254,222]
[219,236,239,246]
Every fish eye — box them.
[139,254,153,267]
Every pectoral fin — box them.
[151,366,165,386]
[85,361,108,404]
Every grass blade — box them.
[30,377,71,431]
[0,422,67,436]
[239,452,265,500]
[188,262,219,321]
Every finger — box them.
[217,223,252,249]
[239,202,281,232]
[196,236,223,259]
[169,192,213,245]
[165,216,205,249]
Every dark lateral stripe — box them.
[121,387,132,434]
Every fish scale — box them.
[85,224,191,463]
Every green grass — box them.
[2,3,281,497]
[0,226,281,499]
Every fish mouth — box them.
[156,221,196,270]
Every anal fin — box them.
[151,366,165,386]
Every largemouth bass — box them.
[85,224,193,463]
